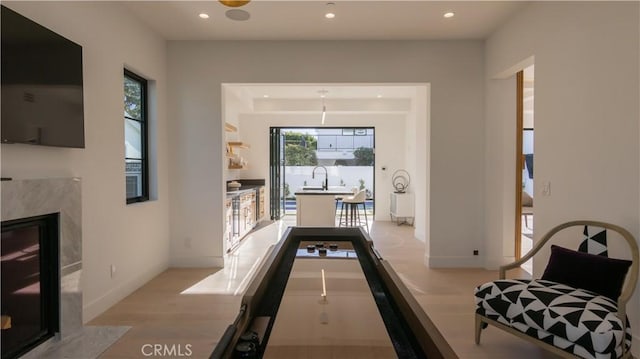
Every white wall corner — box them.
[169,256,224,268]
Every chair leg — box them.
[362,202,369,232]
[350,204,355,226]
[475,314,483,345]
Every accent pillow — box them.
[541,245,632,301]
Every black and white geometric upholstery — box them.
[475,279,631,359]
[579,226,608,257]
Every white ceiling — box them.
[123,1,527,41]
[227,83,419,99]
[124,2,527,113]
[224,84,422,114]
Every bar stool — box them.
[339,190,369,232]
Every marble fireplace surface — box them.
[2,178,84,355]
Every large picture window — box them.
[124,70,148,203]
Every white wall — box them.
[485,2,640,353]
[414,86,430,245]
[222,86,252,182]
[167,40,485,268]
[0,2,170,322]
[238,113,405,221]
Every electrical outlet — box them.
[110,264,116,278]
[473,250,479,256]
[542,181,551,196]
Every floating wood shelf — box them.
[227,142,249,157]
[225,122,238,132]
[228,164,247,170]
[228,141,249,149]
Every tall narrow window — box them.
[124,70,148,203]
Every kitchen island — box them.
[295,188,354,227]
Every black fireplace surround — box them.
[1,213,60,359]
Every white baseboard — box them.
[169,255,224,268]
[83,262,167,323]
[427,255,482,268]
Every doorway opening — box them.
[270,127,375,223]
[516,65,535,273]
[222,82,430,242]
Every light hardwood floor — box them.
[91,220,559,358]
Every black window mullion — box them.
[124,69,149,204]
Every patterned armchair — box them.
[474,221,638,358]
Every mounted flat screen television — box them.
[1,5,85,148]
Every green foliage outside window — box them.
[285,145,317,166]
[124,77,142,120]
[284,132,318,166]
[353,147,374,166]
[284,132,317,149]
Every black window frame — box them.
[124,69,149,204]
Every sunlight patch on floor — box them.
[180,221,286,295]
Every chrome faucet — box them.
[312,166,328,190]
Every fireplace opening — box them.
[1,213,59,359]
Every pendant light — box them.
[219,0,250,7]
[319,90,328,125]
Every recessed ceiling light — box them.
[377,94,383,98]
[199,13,210,19]
[263,94,269,98]
[443,12,455,18]
[325,2,335,19]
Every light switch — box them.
[542,181,551,196]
